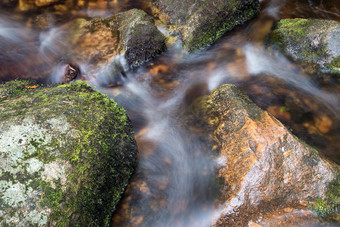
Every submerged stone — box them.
[0,80,138,226]
[148,0,259,51]
[267,18,340,81]
[193,84,340,226]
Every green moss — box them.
[39,181,65,218]
[43,81,136,225]
[269,19,314,48]
[184,1,259,51]
[330,56,340,70]
[292,134,319,154]
[280,106,287,113]
[276,19,313,37]
[269,19,330,62]
[0,80,38,97]
[309,178,340,221]
[0,80,137,226]
[324,55,340,76]
[0,171,14,182]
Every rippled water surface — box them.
[0,0,339,226]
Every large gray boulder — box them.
[268,18,340,80]
[148,0,259,51]
[0,80,138,226]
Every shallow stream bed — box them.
[0,0,339,226]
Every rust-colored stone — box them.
[66,9,165,85]
[193,84,340,226]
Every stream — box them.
[0,0,340,226]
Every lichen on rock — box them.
[267,18,340,80]
[0,80,138,226]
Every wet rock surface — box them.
[61,63,80,83]
[16,0,146,12]
[0,80,138,226]
[268,18,340,81]
[238,75,340,164]
[0,7,165,85]
[193,84,340,226]
[148,0,259,51]
[19,0,61,11]
[68,8,166,85]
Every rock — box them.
[34,0,59,7]
[61,63,80,83]
[0,80,138,226]
[19,0,60,11]
[193,84,340,226]
[148,0,259,51]
[267,18,340,80]
[68,8,166,84]
[29,13,57,29]
[16,0,137,12]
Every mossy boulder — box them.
[149,0,259,51]
[68,8,166,84]
[0,80,138,226]
[268,18,340,80]
[193,84,340,226]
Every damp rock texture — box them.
[268,18,340,80]
[148,0,259,51]
[194,84,340,226]
[19,0,61,11]
[68,8,166,84]
[0,80,138,226]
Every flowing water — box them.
[0,0,340,226]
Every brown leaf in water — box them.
[138,181,151,196]
[227,57,250,80]
[283,207,294,213]
[300,200,308,207]
[149,64,169,77]
[131,216,144,225]
[24,85,38,89]
[315,115,332,134]
[150,197,167,211]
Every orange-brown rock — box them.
[67,8,166,85]
[193,84,340,226]
[19,0,60,11]
[15,0,145,12]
